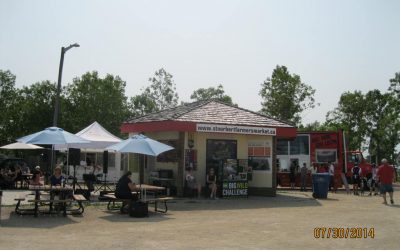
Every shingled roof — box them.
[125,100,294,128]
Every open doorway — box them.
[206,139,237,184]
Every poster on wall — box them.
[185,149,197,170]
[238,159,251,181]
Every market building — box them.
[121,100,296,197]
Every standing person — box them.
[351,164,362,195]
[300,163,308,191]
[369,164,378,196]
[328,162,335,192]
[377,159,395,205]
[186,168,202,198]
[289,162,296,189]
[206,168,217,199]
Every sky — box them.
[1,0,399,125]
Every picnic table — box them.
[138,184,166,201]
[14,185,86,217]
[102,184,174,213]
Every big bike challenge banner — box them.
[222,180,248,198]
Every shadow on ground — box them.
[0,212,79,229]
[167,192,322,212]
[98,210,173,223]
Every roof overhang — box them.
[121,121,297,138]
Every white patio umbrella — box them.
[106,134,174,156]
[17,127,90,145]
[106,134,174,184]
[17,127,90,182]
[0,142,44,149]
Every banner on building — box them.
[197,123,276,136]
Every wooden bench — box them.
[14,195,35,215]
[102,194,174,213]
[102,194,131,211]
[68,194,87,215]
[28,199,73,217]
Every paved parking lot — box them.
[0,186,398,250]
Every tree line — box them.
[0,66,399,163]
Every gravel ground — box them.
[0,186,398,250]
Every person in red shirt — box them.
[377,159,395,205]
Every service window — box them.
[315,149,337,163]
[289,135,309,155]
[277,139,289,155]
[248,156,271,171]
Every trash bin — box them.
[312,173,330,199]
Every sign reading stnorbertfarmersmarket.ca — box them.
[222,180,248,198]
[196,123,276,136]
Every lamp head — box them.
[63,43,80,52]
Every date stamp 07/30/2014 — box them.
[314,227,375,239]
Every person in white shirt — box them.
[369,164,378,196]
[185,168,202,198]
[328,162,335,191]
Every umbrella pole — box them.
[51,145,55,174]
[137,154,141,186]
[66,148,69,176]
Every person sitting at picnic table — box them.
[186,168,202,198]
[49,166,66,200]
[21,162,30,174]
[116,171,138,213]
[50,166,65,186]
[206,168,218,199]
[0,168,14,189]
[30,166,43,186]
[8,165,23,187]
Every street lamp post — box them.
[53,43,80,126]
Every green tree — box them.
[364,90,390,162]
[389,72,400,98]
[128,93,157,117]
[0,70,19,144]
[17,81,58,135]
[326,91,368,150]
[129,68,179,117]
[190,84,235,105]
[259,65,316,125]
[365,90,400,163]
[143,68,179,110]
[298,121,339,132]
[64,71,129,136]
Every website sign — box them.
[196,123,276,136]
